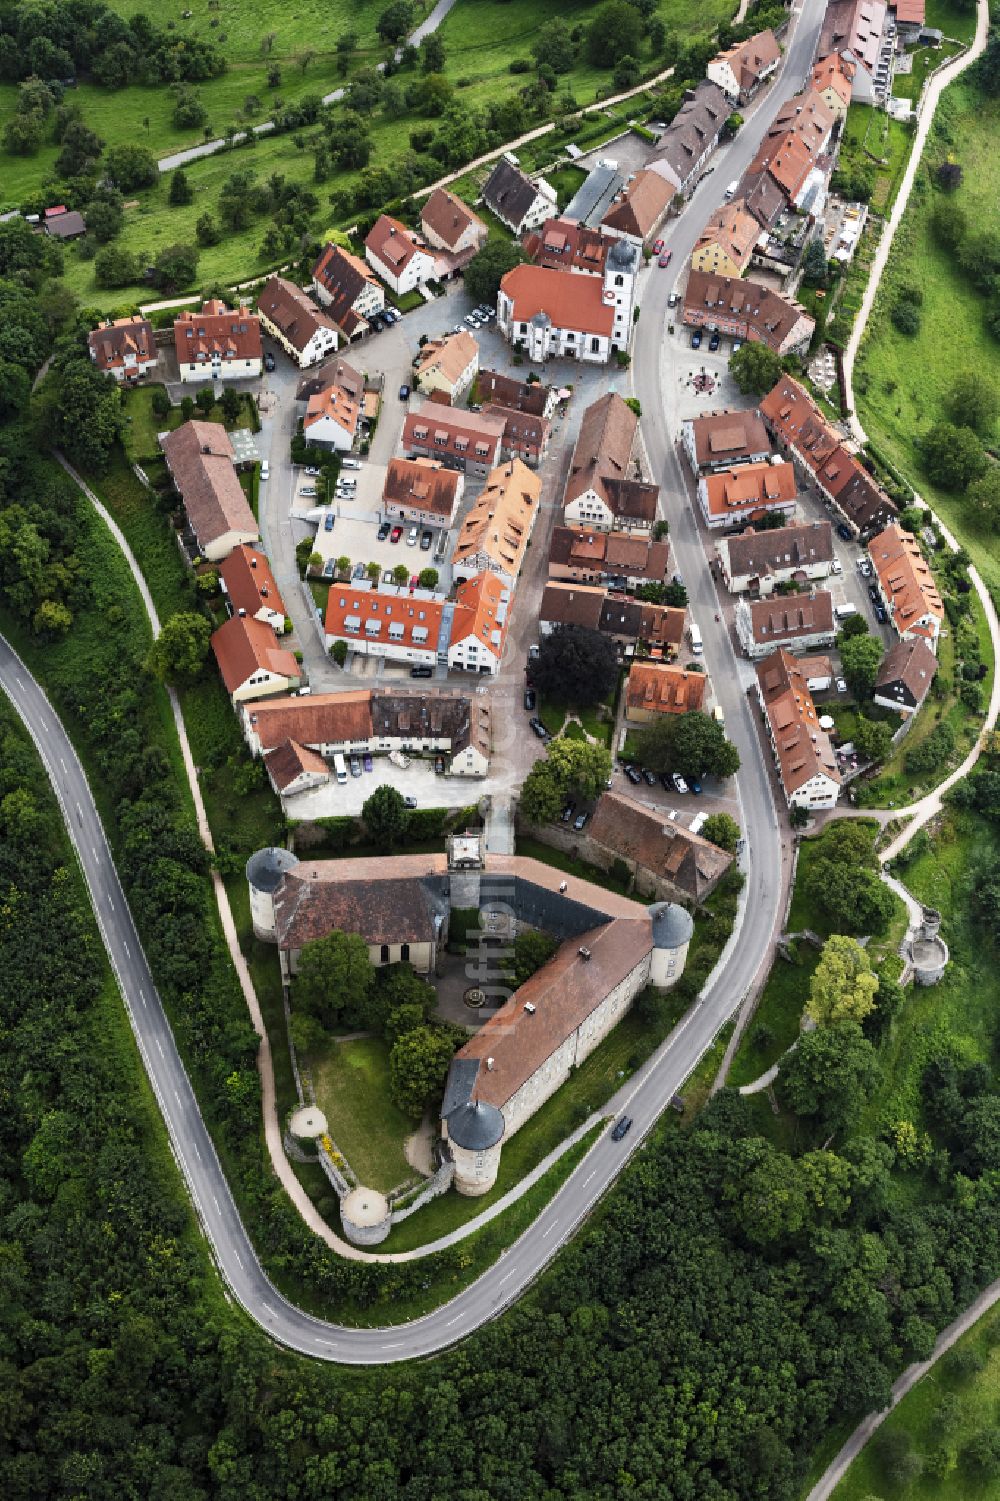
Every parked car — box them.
[321,513,333,532]
[524,687,536,711]
[573,810,589,832]
[410,665,433,678]
[625,765,642,785]
[731,339,742,353]
[529,718,548,739]
[299,485,317,497]
[668,290,679,307]
[260,461,269,481]
[659,771,673,791]
[398,384,410,400]
[658,249,672,268]
[652,238,664,254]
[836,676,848,693]
[390,525,403,543]
[642,768,657,786]
[528,643,540,661]
[708,331,720,352]
[611,1116,633,1142]
[409,574,420,590]
[420,530,433,551]
[263,353,276,372]
[377,522,391,541]
[341,458,362,471]
[690,329,702,349]
[349,756,362,777]
[837,523,853,541]
[382,568,393,584]
[561,802,576,824]
[304,466,321,477]
[689,776,703,795]
[831,558,842,574]
[352,563,365,579]
[875,604,888,624]
[322,559,335,579]
[672,772,689,794]
[404,795,418,809]
[406,526,419,546]
[362,753,373,773]
[858,558,873,577]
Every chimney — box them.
[578,947,591,961]
[524,1003,536,1015]
[238,608,246,617]
[559,881,567,892]
[250,558,257,568]
[486,1056,495,1070]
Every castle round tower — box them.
[647,902,694,989]
[246,847,300,941]
[446,1101,505,1196]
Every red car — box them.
[409,574,420,590]
[658,249,672,268]
[652,238,664,254]
[390,525,403,543]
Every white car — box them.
[260,460,269,481]
[341,458,362,471]
[672,772,689,795]
[836,676,848,694]
[406,526,419,546]
[831,558,842,574]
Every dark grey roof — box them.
[564,162,624,228]
[246,847,299,894]
[651,81,730,186]
[724,521,834,579]
[649,901,694,948]
[446,1099,505,1150]
[479,873,614,942]
[442,1056,481,1117]
[483,158,543,231]
[607,237,639,271]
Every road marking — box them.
[498,1269,517,1286]
[122,940,129,957]
[173,1089,181,1107]
[582,1171,596,1187]
[541,1220,558,1239]
[234,1250,244,1271]
[213,1195,221,1214]
[194,1143,202,1162]
[61,758,67,772]
[156,1038,164,1058]
[15,676,23,689]
[446,1314,462,1326]
[382,1342,401,1350]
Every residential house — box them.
[88,316,157,383]
[256,277,339,368]
[764,89,837,159]
[573,792,733,904]
[548,527,671,591]
[810,51,856,119]
[562,160,625,228]
[760,375,897,535]
[649,81,731,195]
[538,582,604,635]
[402,405,505,475]
[370,692,492,777]
[564,393,659,533]
[219,544,287,631]
[539,583,684,656]
[263,739,332,799]
[692,203,761,277]
[475,370,558,421]
[874,635,937,716]
[818,0,889,104]
[707,28,782,103]
[161,421,258,563]
[174,300,262,384]
[682,270,815,356]
[413,331,479,404]
[419,188,488,265]
[697,459,798,530]
[364,214,436,295]
[624,662,707,720]
[891,0,926,42]
[325,586,446,669]
[451,460,540,588]
[483,403,550,467]
[716,520,834,594]
[868,522,944,647]
[600,169,676,246]
[743,129,817,213]
[481,156,557,235]
[737,166,788,232]
[211,614,300,704]
[756,648,842,809]
[311,243,385,341]
[382,457,463,529]
[242,690,374,758]
[303,366,362,452]
[448,572,511,676]
[735,591,836,657]
[682,407,772,474]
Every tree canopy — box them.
[531,624,618,707]
[635,710,740,778]
[362,783,410,850]
[464,238,528,306]
[840,630,884,700]
[806,935,880,1027]
[145,611,211,684]
[729,341,783,396]
[295,929,375,1030]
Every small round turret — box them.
[647,901,694,989]
[246,847,299,940]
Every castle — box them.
[247,840,693,1197]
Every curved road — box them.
[0,0,828,1364]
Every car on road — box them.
[858,558,873,577]
[561,802,576,824]
[528,643,540,661]
[406,526,419,546]
[624,764,642,785]
[658,249,672,268]
[341,458,362,471]
[399,384,410,400]
[529,717,548,739]
[611,1116,633,1142]
[690,329,702,349]
[868,583,879,602]
[641,768,657,786]
[420,530,433,550]
[264,353,276,372]
[652,238,664,254]
[836,523,853,541]
[410,665,433,678]
[404,795,418,809]
[377,522,391,541]
[390,525,403,543]
[349,756,362,777]
[689,776,703,795]
[260,460,269,481]
[708,331,720,352]
[524,687,536,711]
[831,558,842,574]
[363,753,373,772]
[324,513,335,531]
[573,810,589,831]
[668,290,679,308]
[672,772,689,794]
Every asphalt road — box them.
[0,0,826,1364]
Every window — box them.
[615,275,623,287]
[590,337,600,353]
[401,942,410,962]
[380,944,389,963]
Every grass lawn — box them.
[308,1037,414,1192]
[855,79,1000,597]
[122,384,182,460]
[726,945,821,1088]
[516,834,633,894]
[180,673,286,859]
[83,452,196,624]
[925,0,981,43]
[830,1306,1000,1501]
[891,39,963,102]
[546,163,587,211]
[839,103,917,214]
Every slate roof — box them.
[721,521,834,579]
[482,157,546,229]
[875,636,937,708]
[311,243,382,336]
[273,856,451,950]
[651,80,730,185]
[264,739,329,793]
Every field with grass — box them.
[839,103,917,213]
[309,1037,415,1192]
[855,78,1000,596]
[830,1304,1000,1501]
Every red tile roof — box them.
[173,300,261,367]
[420,188,486,250]
[383,457,461,518]
[325,587,445,653]
[243,691,374,751]
[500,263,616,337]
[219,544,286,621]
[211,614,299,695]
[88,316,155,373]
[160,421,258,551]
[601,169,676,241]
[625,662,707,715]
[702,460,797,520]
[365,214,429,275]
[264,738,329,792]
[756,648,841,796]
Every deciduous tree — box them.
[532,625,618,707]
[806,936,880,1027]
[389,1024,455,1118]
[361,783,410,850]
[145,611,211,683]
